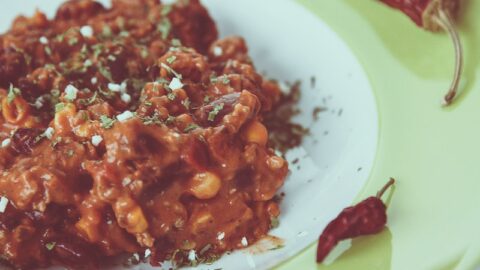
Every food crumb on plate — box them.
[188,250,197,262]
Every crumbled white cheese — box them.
[39,36,49,45]
[84,59,93,67]
[91,77,98,85]
[213,46,223,56]
[91,135,103,146]
[44,127,55,140]
[132,253,140,261]
[120,81,128,92]
[121,93,131,104]
[144,249,151,258]
[116,111,134,122]
[0,197,8,213]
[1,138,11,148]
[80,25,94,37]
[65,84,78,101]
[188,250,196,262]
[34,96,44,109]
[41,174,52,181]
[241,237,248,247]
[122,177,132,187]
[217,232,225,240]
[108,83,122,92]
[169,77,183,90]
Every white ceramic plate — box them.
[0,1,378,269]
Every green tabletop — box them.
[277,0,480,269]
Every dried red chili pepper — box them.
[316,178,395,263]
[378,0,463,105]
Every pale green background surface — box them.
[277,1,480,270]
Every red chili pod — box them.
[316,178,395,263]
[379,0,463,105]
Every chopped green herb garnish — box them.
[7,84,21,104]
[51,89,60,97]
[209,75,218,83]
[157,18,172,40]
[98,63,114,82]
[184,123,199,132]
[222,75,230,85]
[171,38,182,47]
[144,101,153,107]
[140,47,149,59]
[51,137,62,148]
[167,93,176,101]
[55,102,65,113]
[68,37,79,46]
[92,43,104,59]
[119,31,129,38]
[156,78,169,84]
[270,216,280,229]
[55,33,65,42]
[117,17,126,30]
[141,114,162,126]
[45,242,56,251]
[208,103,224,121]
[181,98,190,109]
[86,91,98,105]
[44,64,56,70]
[161,4,173,16]
[80,44,88,57]
[33,135,44,144]
[165,115,175,125]
[98,87,114,99]
[100,115,115,129]
[160,63,182,79]
[203,95,211,103]
[102,25,113,38]
[166,55,177,64]
[44,47,52,56]
[210,75,230,85]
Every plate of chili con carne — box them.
[0,0,378,269]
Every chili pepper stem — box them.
[434,9,463,106]
[376,178,395,199]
